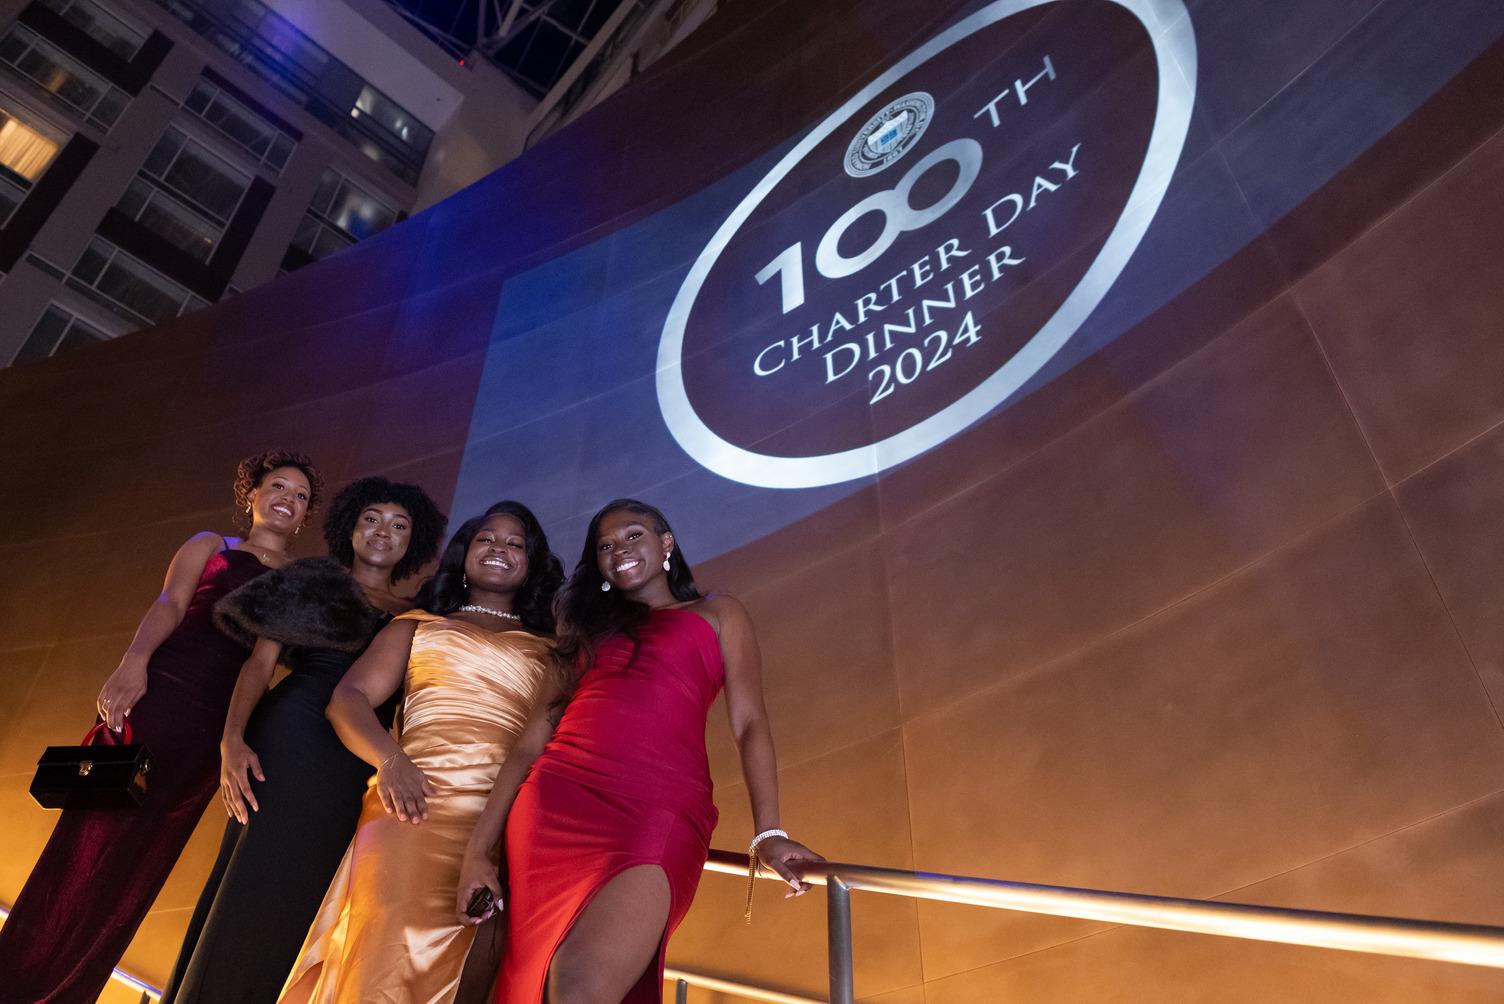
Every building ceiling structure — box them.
[381,0,642,97]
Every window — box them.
[11,303,109,364]
[68,237,207,326]
[336,85,432,185]
[350,84,432,158]
[184,79,294,171]
[249,4,328,79]
[117,126,250,260]
[0,25,129,128]
[116,176,221,259]
[290,168,397,263]
[37,0,148,60]
[149,0,429,183]
[330,121,419,185]
[290,210,351,260]
[0,101,65,223]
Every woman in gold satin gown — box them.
[279,501,563,1004]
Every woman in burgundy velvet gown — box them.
[457,499,822,1004]
[0,450,321,1004]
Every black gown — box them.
[161,557,397,1004]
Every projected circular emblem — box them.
[658,0,1197,489]
[845,92,934,177]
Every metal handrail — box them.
[702,849,1504,1004]
[666,968,824,1004]
[13,845,1504,1004]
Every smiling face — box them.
[249,465,312,535]
[464,513,529,595]
[595,508,674,594]
[351,502,412,571]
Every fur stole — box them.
[215,556,383,652]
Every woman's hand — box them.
[455,851,503,925]
[377,751,435,824]
[97,655,148,732]
[220,734,265,824]
[757,835,825,896]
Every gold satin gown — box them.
[280,611,550,1004]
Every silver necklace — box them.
[459,604,520,621]
[241,542,284,564]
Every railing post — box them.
[674,977,688,1004]
[827,875,855,1004]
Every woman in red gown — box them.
[0,450,320,1003]
[457,498,821,1003]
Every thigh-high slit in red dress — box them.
[496,607,723,1003]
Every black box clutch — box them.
[30,721,153,810]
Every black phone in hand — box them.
[465,886,495,918]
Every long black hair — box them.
[415,500,563,634]
[322,476,447,581]
[555,498,700,675]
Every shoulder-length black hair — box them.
[415,500,562,634]
[555,498,700,674]
[322,476,447,581]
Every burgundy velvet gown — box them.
[0,545,267,1003]
[497,607,724,1003]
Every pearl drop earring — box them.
[600,580,611,592]
[662,552,672,572]
[462,573,468,588]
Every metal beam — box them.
[496,0,533,39]
[522,0,638,137]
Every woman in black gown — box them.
[161,477,446,1004]
[0,450,320,1004]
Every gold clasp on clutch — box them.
[78,760,94,777]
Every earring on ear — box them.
[600,580,611,592]
[294,524,302,535]
[462,573,468,589]
[662,552,672,572]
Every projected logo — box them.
[658,0,1197,488]
[846,93,934,177]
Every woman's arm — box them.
[98,532,226,731]
[219,638,284,823]
[327,619,432,824]
[716,594,823,894]
[455,681,561,924]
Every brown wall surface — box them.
[3,0,1504,1000]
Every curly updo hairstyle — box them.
[415,500,563,634]
[233,449,323,531]
[321,477,447,581]
[555,498,700,677]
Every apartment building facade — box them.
[0,0,535,366]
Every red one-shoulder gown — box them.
[497,607,724,1003]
